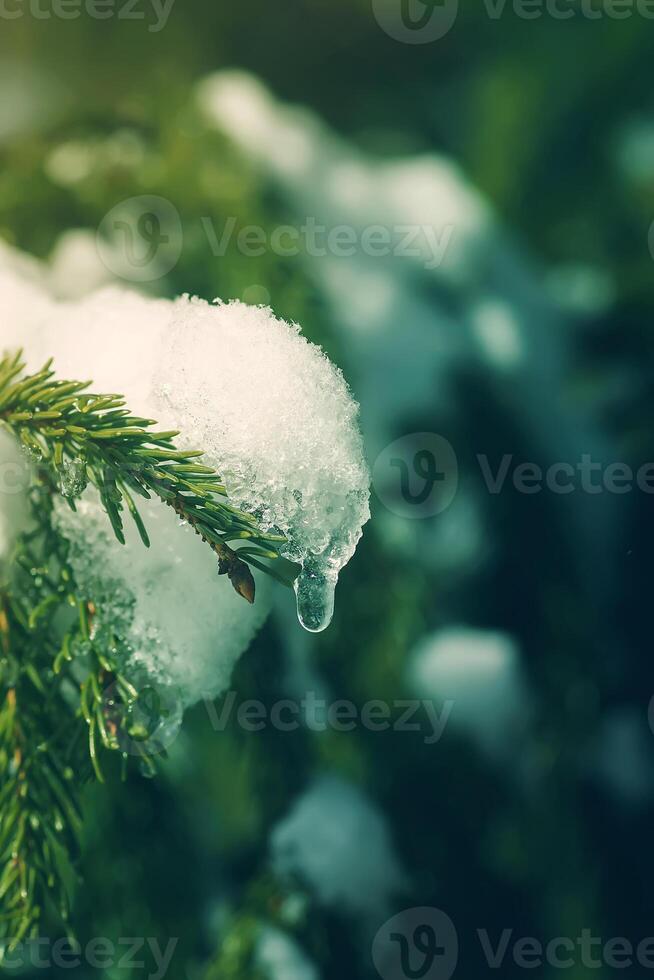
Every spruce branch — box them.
[0,348,299,952]
[0,350,299,598]
[0,479,165,948]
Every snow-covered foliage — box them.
[157,296,370,633]
[53,493,271,707]
[0,246,369,704]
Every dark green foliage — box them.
[0,350,296,954]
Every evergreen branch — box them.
[0,496,84,947]
[0,484,164,949]
[0,348,300,952]
[0,350,299,600]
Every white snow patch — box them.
[270,775,406,920]
[255,927,318,980]
[157,296,370,632]
[53,492,271,706]
[407,626,529,756]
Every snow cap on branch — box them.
[0,245,370,705]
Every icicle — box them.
[293,559,336,633]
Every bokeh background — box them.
[2,2,654,978]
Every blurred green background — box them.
[1,1,654,978]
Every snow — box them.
[591,707,654,806]
[0,245,369,704]
[53,492,271,707]
[25,285,370,633]
[407,626,529,756]
[47,229,116,299]
[270,775,406,920]
[255,927,318,980]
[157,296,370,633]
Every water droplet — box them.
[293,560,336,633]
[59,458,88,498]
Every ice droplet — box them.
[59,458,88,498]
[293,560,336,633]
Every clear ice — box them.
[293,560,336,633]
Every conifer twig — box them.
[0,348,299,951]
[0,350,299,598]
